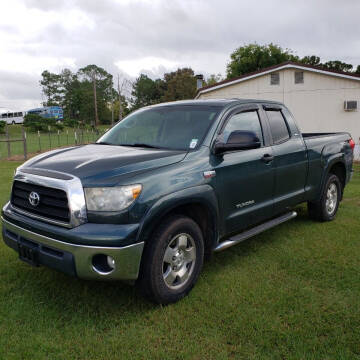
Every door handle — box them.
[261,154,274,163]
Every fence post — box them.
[48,126,52,149]
[75,131,77,145]
[57,130,60,147]
[5,125,11,159]
[66,130,69,145]
[22,127,27,160]
[38,130,41,152]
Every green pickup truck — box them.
[2,99,355,304]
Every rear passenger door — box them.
[263,104,307,213]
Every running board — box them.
[214,211,297,252]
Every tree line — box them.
[40,66,198,126]
[40,43,360,126]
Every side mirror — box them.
[213,130,261,155]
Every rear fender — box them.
[317,150,346,200]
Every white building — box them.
[196,62,360,159]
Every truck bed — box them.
[302,132,351,139]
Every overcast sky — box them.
[1,0,360,110]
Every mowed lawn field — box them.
[0,160,359,360]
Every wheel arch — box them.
[136,185,220,258]
[320,157,347,200]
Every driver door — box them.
[213,105,275,235]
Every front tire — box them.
[308,173,341,221]
[137,215,204,304]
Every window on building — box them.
[295,71,304,84]
[266,110,290,144]
[222,110,263,145]
[270,73,280,85]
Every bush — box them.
[54,122,64,131]
[0,120,5,134]
[63,118,79,128]
[23,114,59,132]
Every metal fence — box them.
[0,125,104,160]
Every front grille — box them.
[11,180,70,224]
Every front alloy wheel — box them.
[137,215,204,304]
[163,233,196,289]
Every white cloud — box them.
[115,57,179,78]
[0,0,360,110]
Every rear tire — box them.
[136,215,204,304]
[308,173,341,222]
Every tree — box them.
[40,70,63,106]
[300,55,321,66]
[59,69,79,119]
[117,75,132,122]
[161,68,197,101]
[205,73,223,86]
[355,65,360,75]
[78,65,113,127]
[226,43,299,78]
[131,74,164,110]
[322,60,353,72]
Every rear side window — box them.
[266,110,290,144]
[222,110,263,145]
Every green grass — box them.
[0,162,360,359]
[0,125,109,159]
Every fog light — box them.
[107,256,115,270]
[92,254,115,275]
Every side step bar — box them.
[214,211,297,252]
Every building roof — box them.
[196,61,360,98]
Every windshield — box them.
[97,105,221,151]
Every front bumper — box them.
[2,216,144,281]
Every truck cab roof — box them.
[146,98,284,109]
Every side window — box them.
[222,111,263,145]
[266,110,290,144]
[270,73,280,85]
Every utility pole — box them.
[118,74,123,122]
[93,75,99,127]
[111,91,114,126]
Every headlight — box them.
[84,184,142,211]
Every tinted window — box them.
[222,111,263,144]
[266,110,290,144]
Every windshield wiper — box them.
[120,143,161,149]
[95,141,113,145]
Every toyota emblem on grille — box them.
[29,191,40,207]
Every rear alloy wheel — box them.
[325,182,338,216]
[308,173,341,221]
[137,215,204,304]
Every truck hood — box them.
[20,144,187,186]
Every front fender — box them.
[136,184,220,244]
